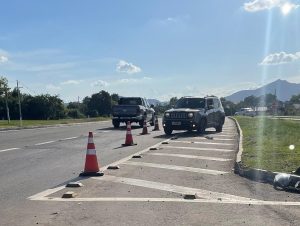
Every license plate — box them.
[172,121,181,126]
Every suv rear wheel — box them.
[215,124,223,132]
[215,117,224,132]
[139,120,144,128]
[113,120,120,128]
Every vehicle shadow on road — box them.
[97,125,142,131]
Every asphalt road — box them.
[1,118,300,226]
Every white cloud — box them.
[116,77,152,84]
[46,84,61,92]
[91,80,109,87]
[61,80,82,85]
[260,51,300,65]
[0,55,8,63]
[116,60,141,74]
[244,0,299,13]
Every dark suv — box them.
[162,96,225,135]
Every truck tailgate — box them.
[113,105,139,116]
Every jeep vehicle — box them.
[162,96,225,135]
[112,97,155,128]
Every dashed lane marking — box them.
[170,140,234,146]
[147,153,232,162]
[0,147,20,153]
[122,161,228,175]
[162,145,235,152]
[35,140,55,146]
[59,136,78,141]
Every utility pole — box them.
[17,80,23,127]
[5,89,10,124]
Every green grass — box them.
[0,117,110,128]
[235,116,300,173]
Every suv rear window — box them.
[119,98,142,105]
[175,98,205,109]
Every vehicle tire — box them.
[197,119,206,134]
[150,116,155,126]
[139,120,144,128]
[215,117,224,132]
[164,127,173,135]
[113,120,120,128]
[215,124,223,132]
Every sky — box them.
[0,0,300,102]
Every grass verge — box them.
[235,116,300,173]
[0,117,110,129]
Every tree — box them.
[0,76,10,123]
[169,97,178,107]
[85,90,112,117]
[290,94,300,104]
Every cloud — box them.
[61,80,82,85]
[0,55,8,63]
[116,77,152,84]
[46,84,61,92]
[116,60,141,74]
[260,51,300,65]
[91,80,109,87]
[244,0,299,13]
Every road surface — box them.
[0,118,300,226]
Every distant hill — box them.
[147,99,161,106]
[226,79,300,103]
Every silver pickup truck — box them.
[112,97,155,128]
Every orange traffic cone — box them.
[80,132,103,177]
[122,121,137,146]
[153,116,160,131]
[140,118,149,135]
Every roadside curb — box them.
[228,116,277,184]
[0,120,110,132]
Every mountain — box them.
[226,79,300,103]
[147,99,161,106]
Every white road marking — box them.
[193,137,235,141]
[28,138,172,201]
[148,153,232,162]
[162,145,235,152]
[94,175,249,201]
[205,134,236,138]
[0,147,20,153]
[59,136,78,141]
[35,140,55,146]
[28,185,66,200]
[28,197,300,206]
[170,140,233,146]
[122,161,228,175]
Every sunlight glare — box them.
[281,3,292,15]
